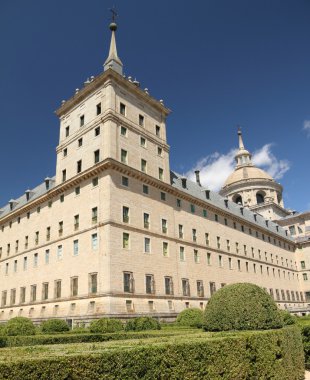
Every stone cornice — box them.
[220,178,282,195]
[55,69,171,118]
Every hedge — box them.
[40,319,69,334]
[0,326,304,379]
[89,318,123,333]
[176,308,204,328]
[204,283,283,331]
[125,317,161,331]
[301,324,310,369]
[4,317,36,336]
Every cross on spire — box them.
[109,6,118,22]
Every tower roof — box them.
[104,21,123,75]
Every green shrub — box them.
[41,319,70,334]
[176,308,203,328]
[89,318,123,333]
[203,283,284,331]
[0,326,304,380]
[279,310,296,326]
[5,317,36,336]
[69,326,89,334]
[125,317,161,331]
[0,323,6,336]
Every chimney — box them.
[224,199,229,208]
[205,190,210,200]
[9,199,17,211]
[240,207,244,215]
[45,177,51,190]
[194,170,201,186]
[181,177,187,189]
[25,189,31,201]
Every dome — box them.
[223,166,273,188]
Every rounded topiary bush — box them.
[279,310,296,326]
[176,308,204,328]
[5,317,36,336]
[41,319,70,334]
[203,283,284,331]
[89,318,123,333]
[125,317,161,331]
[0,323,6,336]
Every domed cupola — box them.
[219,129,289,221]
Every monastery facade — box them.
[0,21,309,324]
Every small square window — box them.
[77,160,82,173]
[122,176,129,187]
[155,125,160,137]
[190,204,195,213]
[94,150,100,164]
[139,114,144,126]
[140,137,146,147]
[121,126,127,136]
[141,159,147,173]
[160,192,166,201]
[96,103,101,115]
[78,138,83,147]
[92,177,99,187]
[65,126,70,137]
[121,149,128,164]
[157,147,162,156]
[159,168,164,180]
[203,209,207,218]
[94,127,100,136]
[60,194,64,203]
[80,115,85,127]
[63,148,67,157]
[120,103,126,115]
[176,199,181,207]
[143,184,149,194]
[75,186,80,195]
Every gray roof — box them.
[0,177,56,219]
[171,172,294,242]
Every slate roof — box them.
[171,172,294,242]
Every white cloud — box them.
[303,120,310,137]
[186,144,290,192]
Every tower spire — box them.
[237,126,245,150]
[104,9,123,75]
[235,127,252,167]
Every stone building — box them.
[0,21,307,324]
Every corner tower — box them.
[220,129,289,221]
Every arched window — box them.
[256,192,265,204]
[233,194,243,205]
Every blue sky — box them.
[0,0,309,212]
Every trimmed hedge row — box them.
[0,330,181,348]
[0,327,304,380]
[301,324,310,369]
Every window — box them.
[14,260,17,272]
[205,233,210,246]
[46,227,51,241]
[157,147,162,156]
[123,206,129,223]
[58,221,63,237]
[92,177,98,187]
[74,215,79,230]
[122,176,129,187]
[54,280,61,299]
[120,102,126,115]
[63,148,67,157]
[120,126,127,136]
[235,242,239,254]
[192,229,197,242]
[160,192,166,201]
[182,279,190,296]
[139,114,144,126]
[143,184,149,194]
[95,126,100,136]
[145,274,155,294]
[35,231,39,245]
[224,218,228,225]
[78,138,83,147]
[215,214,219,222]
[92,207,98,223]
[62,169,66,182]
[194,250,200,263]
[24,236,28,249]
[121,149,128,164]
[219,255,223,267]
[179,224,184,238]
[238,260,241,271]
[303,273,308,281]
[71,277,78,297]
[159,168,164,180]
[197,281,204,297]
[229,258,232,269]
[176,199,181,207]
[5,263,9,275]
[207,252,211,265]
[89,273,98,294]
[57,245,63,260]
[142,213,150,228]
[10,289,16,305]
[123,233,130,249]
[209,282,216,296]
[30,285,37,302]
[94,150,100,164]
[179,246,185,261]
[42,283,49,300]
[190,204,195,213]
[1,291,7,307]
[65,126,70,137]
[23,257,27,271]
[123,272,134,293]
[96,103,101,115]
[80,115,85,127]
[45,250,50,264]
[165,277,173,295]
[144,237,151,253]
[34,253,38,267]
[73,240,79,256]
[226,240,230,252]
[217,236,220,249]
[140,137,146,147]
[301,261,306,269]
[20,287,26,304]
[162,219,167,233]
[77,160,82,173]
[92,233,98,250]
[203,209,207,218]
[163,242,168,257]
[155,125,160,137]
[15,240,19,253]
[141,159,147,173]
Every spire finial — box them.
[234,126,252,167]
[237,125,245,150]
[104,8,123,75]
